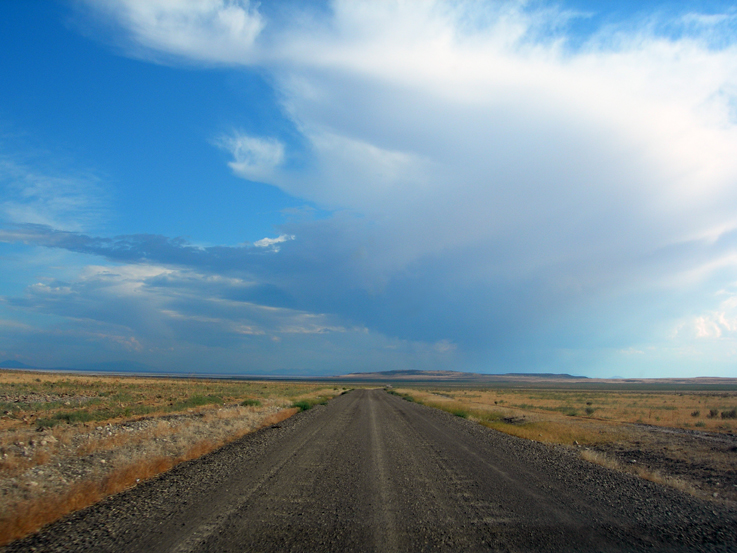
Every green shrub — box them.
[690,410,700,417]
[291,397,329,411]
[37,409,97,428]
[174,394,223,410]
[708,409,719,419]
[721,409,737,420]
[240,399,261,407]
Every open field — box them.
[0,370,347,545]
[4,389,735,552]
[388,385,737,503]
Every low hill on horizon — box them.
[335,369,587,381]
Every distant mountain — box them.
[336,369,587,381]
[0,360,37,369]
[77,360,161,373]
[0,359,161,374]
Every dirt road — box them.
[5,389,736,552]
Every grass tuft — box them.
[239,399,261,407]
[290,397,329,412]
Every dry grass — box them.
[580,449,699,497]
[395,386,735,503]
[0,370,346,546]
[432,387,736,432]
[394,386,737,443]
[394,388,626,446]
[1,438,222,545]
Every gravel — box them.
[3,389,736,552]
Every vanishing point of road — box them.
[6,389,736,552]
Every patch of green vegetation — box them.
[36,410,94,427]
[385,389,415,402]
[291,397,329,411]
[239,399,261,407]
[173,394,223,410]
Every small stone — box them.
[100,459,106,464]
[96,426,103,431]
[713,492,719,498]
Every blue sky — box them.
[1,0,737,377]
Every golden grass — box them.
[395,386,731,503]
[395,386,737,443]
[396,389,624,446]
[1,436,230,545]
[579,449,698,496]
[0,370,346,546]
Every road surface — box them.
[5,389,736,552]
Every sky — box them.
[1,0,737,378]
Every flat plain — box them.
[388,384,737,503]
[0,369,344,544]
[3,389,735,552]
[1,371,736,551]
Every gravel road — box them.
[5,389,736,552]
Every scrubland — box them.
[389,386,737,503]
[0,370,345,545]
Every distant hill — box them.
[0,359,160,374]
[77,361,161,373]
[336,369,587,381]
[0,360,37,369]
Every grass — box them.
[388,386,737,435]
[580,449,697,496]
[291,397,329,411]
[388,385,735,503]
[0,369,347,546]
[240,399,261,407]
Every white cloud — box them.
[253,234,294,251]
[86,0,264,65]
[215,132,284,182]
[0,157,107,232]
[434,340,457,353]
[48,1,737,374]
